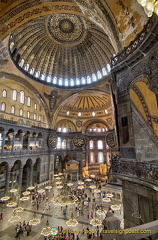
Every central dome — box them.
[9,13,115,88]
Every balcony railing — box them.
[0,149,49,157]
[111,158,158,186]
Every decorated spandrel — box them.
[48,134,57,149]
[73,135,85,148]
[106,132,117,148]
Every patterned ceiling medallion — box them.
[48,14,85,44]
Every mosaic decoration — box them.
[48,14,85,44]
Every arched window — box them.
[33,113,36,120]
[81,77,86,85]
[41,73,45,81]
[39,115,41,121]
[92,74,97,82]
[98,152,104,163]
[2,90,7,98]
[87,76,91,84]
[65,78,69,86]
[34,103,37,110]
[62,139,66,149]
[90,152,95,163]
[89,140,94,149]
[10,106,15,114]
[62,127,67,133]
[107,64,111,72]
[97,71,102,79]
[102,67,107,76]
[98,140,103,149]
[27,97,31,107]
[53,77,57,84]
[19,108,23,116]
[20,91,24,104]
[70,79,74,87]
[76,78,80,85]
[12,90,17,101]
[47,75,51,83]
[1,102,6,111]
[57,137,61,149]
[30,68,35,75]
[59,78,63,86]
[27,111,30,118]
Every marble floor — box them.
[0,183,123,240]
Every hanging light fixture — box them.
[96,208,107,215]
[111,205,121,211]
[67,182,73,187]
[89,184,96,189]
[10,188,18,193]
[13,207,23,213]
[78,180,84,185]
[78,185,84,190]
[85,178,92,182]
[45,186,52,190]
[27,186,35,191]
[137,0,158,17]
[23,191,30,196]
[105,193,113,198]
[56,184,63,189]
[94,189,101,193]
[66,213,78,227]
[90,218,102,226]
[20,196,29,201]
[102,197,111,202]
[41,227,51,236]
[37,189,45,194]
[0,196,10,201]
[8,212,21,223]
[6,202,17,208]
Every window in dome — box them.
[2,90,7,98]
[67,111,70,116]
[41,73,46,81]
[98,128,101,132]
[19,108,23,116]
[27,111,30,118]
[30,68,35,75]
[10,42,14,52]
[20,91,24,104]
[97,71,102,80]
[12,90,17,101]
[78,112,82,117]
[107,64,111,72]
[98,152,104,163]
[81,77,86,85]
[59,78,63,86]
[102,67,107,76]
[89,140,94,149]
[70,79,74,87]
[46,75,51,83]
[105,109,108,114]
[10,106,15,114]
[27,97,31,107]
[98,140,103,149]
[24,63,29,71]
[1,102,6,111]
[102,128,105,132]
[90,152,95,163]
[35,71,40,78]
[53,77,57,84]
[58,127,61,132]
[57,137,61,149]
[62,127,67,133]
[87,76,91,84]
[65,78,69,86]
[92,112,96,117]
[76,78,80,85]
[92,74,97,82]
[19,59,24,68]
[93,128,96,132]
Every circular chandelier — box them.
[67,182,73,187]
[96,209,107,215]
[29,217,40,226]
[94,189,101,193]
[58,173,63,176]
[10,188,18,193]
[27,186,35,191]
[90,218,102,226]
[13,207,23,213]
[41,227,51,236]
[56,181,62,185]
[90,174,95,178]
[54,174,58,177]
[102,197,111,202]
[6,202,17,208]
[20,196,29,201]
[51,194,78,206]
[55,177,61,180]
[137,0,158,17]
[23,191,30,196]
[8,214,21,223]
[45,186,52,190]
[78,185,84,190]
[89,185,96,189]
[0,196,10,201]
[37,189,45,194]
[56,185,63,189]
[111,205,121,211]
[105,193,113,198]
[66,214,78,227]
[78,180,84,185]
[85,178,92,182]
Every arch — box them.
[33,158,41,184]
[82,119,109,133]
[56,119,77,132]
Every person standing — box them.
[0,211,3,220]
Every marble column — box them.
[5,169,11,196]
[18,167,23,195]
[29,164,33,186]
[1,131,6,153]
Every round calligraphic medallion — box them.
[106,132,117,148]
[73,135,85,148]
[48,134,57,149]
